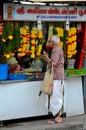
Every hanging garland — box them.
[30,26,37,59]
[18,22,30,58]
[67,27,77,58]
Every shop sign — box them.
[3,3,86,21]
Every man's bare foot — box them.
[48,116,62,124]
[55,116,62,123]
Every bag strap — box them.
[46,61,53,73]
[50,62,53,74]
[46,64,49,71]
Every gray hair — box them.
[50,35,60,44]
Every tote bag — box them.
[40,62,53,95]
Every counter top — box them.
[1,68,86,84]
[0,79,43,84]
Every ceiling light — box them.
[20,1,33,4]
[20,1,46,5]
[34,2,46,5]
[54,3,69,6]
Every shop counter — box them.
[64,76,84,117]
[0,80,48,121]
[0,75,84,121]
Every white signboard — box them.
[3,3,86,21]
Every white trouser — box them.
[49,80,64,116]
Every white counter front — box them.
[64,76,84,117]
[0,81,48,121]
[0,75,84,121]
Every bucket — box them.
[0,64,8,80]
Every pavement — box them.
[0,114,86,130]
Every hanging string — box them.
[65,6,70,31]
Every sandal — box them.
[48,118,55,124]
[48,117,62,124]
[55,117,63,123]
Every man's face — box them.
[46,39,53,51]
[47,40,53,47]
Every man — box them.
[43,35,64,124]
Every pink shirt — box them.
[51,45,64,80]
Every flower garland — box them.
[67,27,77,58]
[18,23,30,58]
[30,26,37,59]
[36,28,44,57]
[17,22,44,59]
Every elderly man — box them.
[43,35,64,124]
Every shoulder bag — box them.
[40,62,53,95]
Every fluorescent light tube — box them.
[20,1,46,5]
